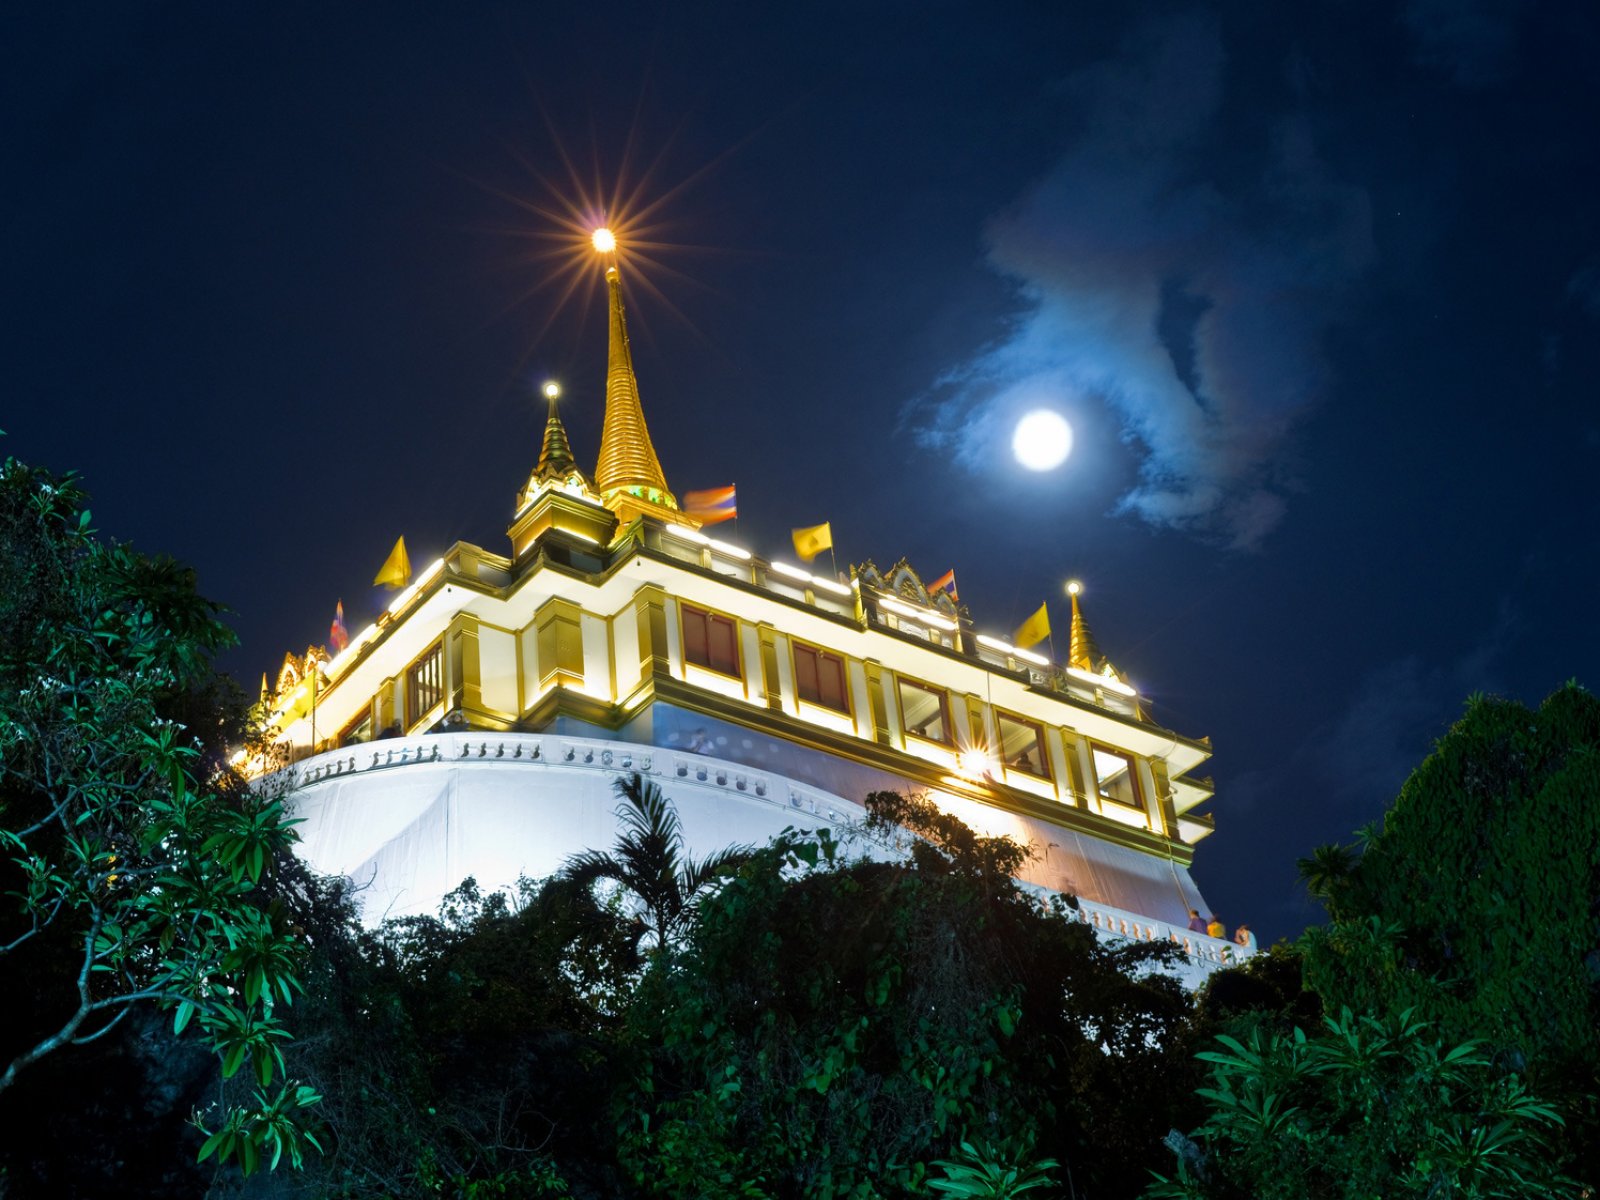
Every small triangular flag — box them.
[374,536,411,589]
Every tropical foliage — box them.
[615,791,1198,1200]
[1148,1006,1580,1199]
[560,771,753,953]
[0,456,316,1180]
[1152,684,1600,1196]
[1298,685,1600,1079]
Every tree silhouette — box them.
[561,773,752,952]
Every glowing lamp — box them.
[956,749,995,781]
[591,227,616,253]
[1066,580,1082,597]
[542,381,561,400]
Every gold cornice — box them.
[508,489,619,560]
[517,685,621,732]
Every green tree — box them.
[253,868,630,1199]
[1154,684,1600,1196]
[1147,1007,1581,1199]
[1297,686,1600,1079]
[0,456,317,1177]
[619,791,1198,1200]
[561,772,752,953]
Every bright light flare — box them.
[1013,410,1073,471]
[591,227,616,253]
[1066,580,1082,597]
[956,749,996,781]
[542,381,561,400]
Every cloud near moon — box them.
[906,10,1374,550]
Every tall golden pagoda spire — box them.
[594,263,679,515]
[1066,581,1104,673]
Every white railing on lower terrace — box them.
[282,731,1246,976]
[282,731,866,827]
[1045,888,1253,974]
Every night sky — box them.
[6,3,1598,944]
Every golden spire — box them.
[507,378,616,557]
[594,264,679,512]
[532,382,582,486]
[1066,581,1104,673]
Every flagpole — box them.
[827,543,838,580]
[310,655,317,758]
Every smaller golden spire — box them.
[507,379,616,557]
[1065,580,1104,673]
[532,381,582,486]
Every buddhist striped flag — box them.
[684,485,738,524]
[329,600,349,652]
[927,568,958,603]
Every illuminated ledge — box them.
[645,674,1203,863]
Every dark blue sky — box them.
[5,2,1597,942]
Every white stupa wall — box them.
[279,730,1245,985]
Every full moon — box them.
[1012,410,1073,471]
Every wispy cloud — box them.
[906,11,1373,549]
[1400,0,1528,87]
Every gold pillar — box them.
[864,661,891,745]
[963,695,987,749]
[634,586,670,680]
[375,676,398,734]
[757,626,783,711]
[1149,760,1177,838]
[446,613,483,720]
[535,598,585,692]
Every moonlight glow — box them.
[1012,410,1073,471]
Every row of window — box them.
[337,612,1144,812]
[679,603,850,714]
[679,603,1143,809]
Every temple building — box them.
[253,245,1240,981]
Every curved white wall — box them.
[281,731,863,922]
[279,730,1246,985]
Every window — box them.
[338,704,373,748]
[794,643,849,713]
[997,713,1049,779]
[897,677,951,745]
[681,603,740,678]
[406,643,443,725]
[1091,745,1142,808]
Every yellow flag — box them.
[791,521,833,563]
[373,536,411,589]
[1013,602,1051,650]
